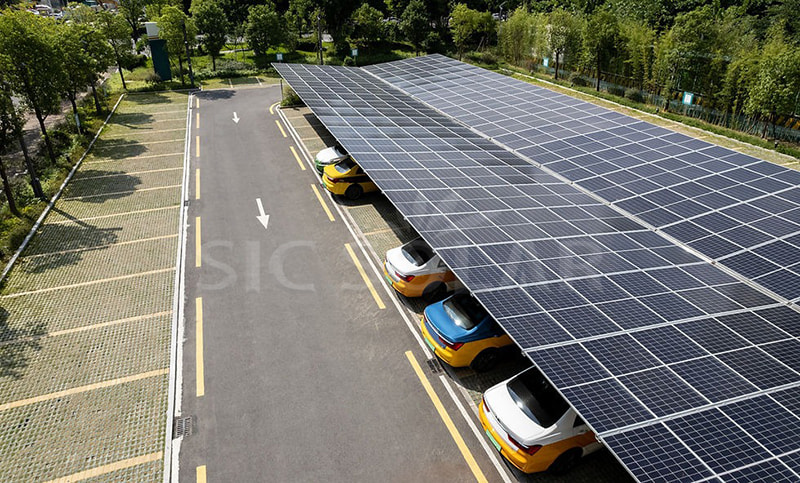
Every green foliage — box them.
[191,0,229,70]
[145,0,180,21]
[582,6,618,89]
[500,7,532,65]
[246,2,284,57]
[569,71,591,86]
[118,0,148,39]
[281,85,303,107]
[547,8,584,78]
[57,22,113,107]
[624,87,645,102]
[348,2,384,50]
[400,0,429,55]
[450,4,496,59]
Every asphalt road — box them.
[179,86,504,482]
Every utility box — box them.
[145,22,172,81]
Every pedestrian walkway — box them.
[0,91,187,482]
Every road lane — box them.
[180,86,501,482]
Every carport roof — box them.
[274,62,800,483]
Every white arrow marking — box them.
[256,198,269,230]
[232,112,240,124]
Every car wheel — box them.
[548,448,582,475]
[470,348,500,372]
[345,184,363,200]
[422,282,446,302]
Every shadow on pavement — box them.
[0,307,45,380]
[17,218,120,274]
[89,138,149,159]
[125,92,174,104]
[197,90,234,101]
[107,112,156,129]
[62,170,142,202]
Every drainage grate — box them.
[427,358,442,374]
[173,416,194,439]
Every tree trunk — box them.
[69,95,81,134]
[596,50,601,92]
[212,55,216,71]
[33,107,56,164]
[178,58,185,85]
[0,157,20,217]
[116,53,128,90]
[90,81,102,114]
[554,53,560,81]
[18,133,45,200]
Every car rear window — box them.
[507,367,569,428]
[443,294,487,330]
[335,158,356,173]
[401,239,434,266]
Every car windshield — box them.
[443,294,487,330]
[401,238,434,266]
[507,368,569,428]
[334,158,356,173]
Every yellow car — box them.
[322,158,378,200]
[383,237,458,300]
[480,367,602,474]
[421,291,514,371]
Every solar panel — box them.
[365,55,800,303]
[274,63,800,482]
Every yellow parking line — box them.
[23,234,178,258]
[290,146,305,170]
[49,206,178,224]
[310,184,335,222]
[196,135,200,158]
[61,184,182,201]
[196,297,205,398]
[345,243,386,309]
[276,120,287,138]
[0,368,168,412]
[195,168,200,200]
[0,268,174,298]
[405,351,488,483]
[197,465,207,483]
[195,216,202,267]
[269,102,279,114]
[45,452,163,483]
[196,97,199,109]
[228,78,233,88]
[196,111,200,129]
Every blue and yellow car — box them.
[421,291,513,371]
[323,158,378,200]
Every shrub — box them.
[145,72,161,84]
[281,86,303,107]
[625,88,645,103]
[343,56,355,66]
[570,72,590,87]
[607,85,626,97]
[423,31,444,54]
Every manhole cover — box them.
[174,416,194,439]
[427,358,442,374]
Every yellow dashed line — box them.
[196,111,200,130]
[269,102,279,115]
[0,268,174,298]
[276,120,287,138]
[405,351,488,483]
[0,368,169,412]
[196,297,205,398]
[44,452,163,483]
[310,184,335,222]
[196,135,200,158]
[290,146,305,170]
[197,465,207,483]
[195,216,202,268]
[345,243,385,310]
[195,168,200,200]
[23,234,178,258]
[196,97,199,109]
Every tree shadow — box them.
[107,112,157,129]
[125,91,174,104]
[0,307,45,381]
[62,170,142,202]
[90,138,149,159]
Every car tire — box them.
[548,448,582,475]
[345,184,363,200]
[422,282,446,302]
[470,348,500,372]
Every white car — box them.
[480,367,602,474]
[314,145,349,173]
[382,237,458,300]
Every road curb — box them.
[0,94,125,287]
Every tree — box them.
[158,6,198,85]
[745,28,800,138]
[348,2,383,51]
[285,0,314,51]
[0,82,24,216]
[118,0,148,41]
[619,18,655,91]
[582,7,619,91]
[500,7,532,65]
[245,3,284,57]
[450,4,496,60]
[58,22,113,122]
[0,11,64,165]
[547,9,583,80]
[191,0,229,71]
[97,11,133,91]
[400,0,429,56]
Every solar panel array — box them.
[365,55,800,304]
[274,62,800,482]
